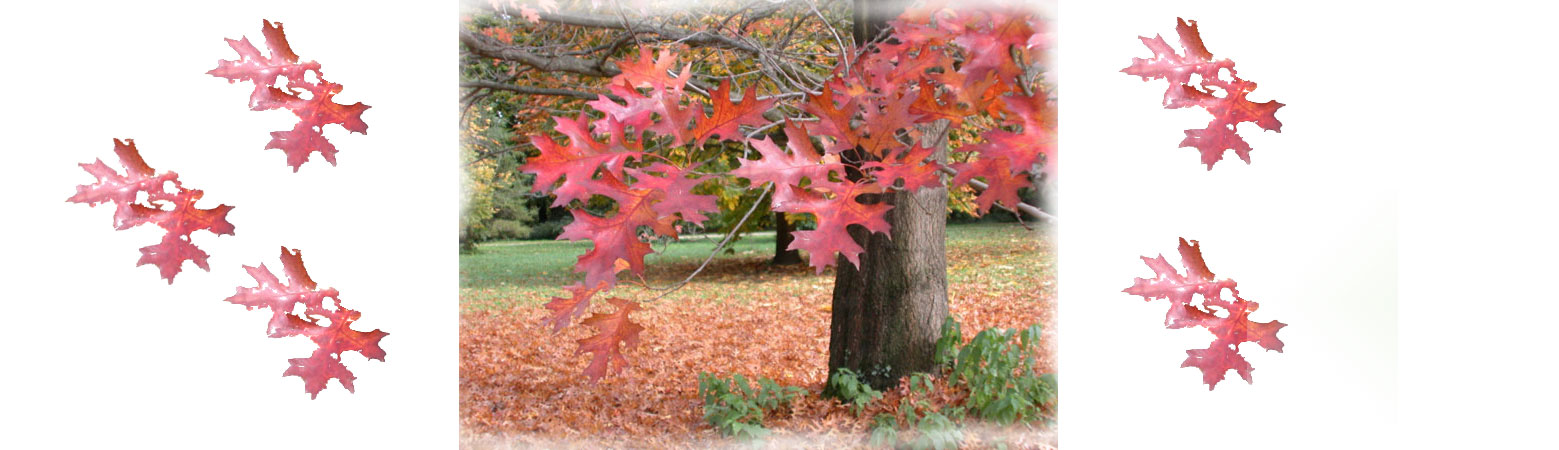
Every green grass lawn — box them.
[460,222,1053,311]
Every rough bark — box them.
[823,0,949,392]
[826,122,950,391]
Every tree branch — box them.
[459,80,617,100]
[460,29,622,78]
[530,10,767,53]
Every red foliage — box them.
[68,139,235,283]
[1123,238,1286,389]
[210,19,370,171]
[783,180,894,271]
[225,247,388,398]
[555,174,682,289]
[543,282,601,333]
[1123,18,1283,169]
[575,298,646,381]
[685,80,777,149]
[515,3,1054,380]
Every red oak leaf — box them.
[799,88,860,154]
[262,80,371,171]
[1124,238,1237,328]
[576,297,645,381]
[627,162,717,225]
[950,156,1027,214]
[207,20,316,110]
[1000,90,1055,138]
[520,114,641,207]
[211,20,370,171]
[68,139,235,283]
[587,81,660,133]
[731,122,843,191]
[1123,18,1282,169]
[67,139,181,230]
[950,9,1034,85]
[778,180,893,272]
[886,0,958,44]
[685,80,775,148]
[856,89,922,157]
[865,41,947,91]
[1176,79,1284,167]
[909,79,972,127]
[966,125,1053,174]
[225,247,388,398]
[543,282,603,333]
[1181,343,1253,389]
[588,48,693,136]
[864,141,942,191]
[133,188,236,281]
[555,175,678,289]
[1124,238,1286,390]
[613,47,692,93]
[517,5,541,23]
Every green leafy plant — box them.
[935,317,1056,425]
[873,386,965,450]
[827,367,884,415]
[934,317,963,367]
[869,413,900,447]
[909,409,964,450]
[697,373,803,441]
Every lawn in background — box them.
[459,222,1052,311]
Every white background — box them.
[1060,1,1556,449]
[2,1,1556,449]
[0,1,455,448]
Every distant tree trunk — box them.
[826,0,949,392]
[771,211,803,265]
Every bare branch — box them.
[460,80,620,101]
[640,183,773,303]
[460,29,621,78]
[535,10,766,53]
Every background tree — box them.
[459,0,1053,389]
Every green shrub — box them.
[826,367,883,415]
[486,219,531,241]
[527,218,569,240]
[856,318,1055,448]
[869,413,900,447]
[697,373,803,441]
[934,317,1056,426]
[909,409,963,450]
[933,316,963,367]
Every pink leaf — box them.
[225,247,388,398]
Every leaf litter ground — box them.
[461,223,1055,448]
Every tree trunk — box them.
[826,0,948,392]
[771,211,804,266]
